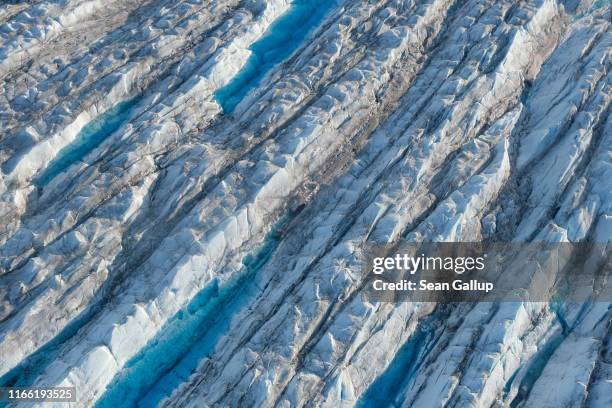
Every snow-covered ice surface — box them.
[0,0,610,407]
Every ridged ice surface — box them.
[0,0,610,407]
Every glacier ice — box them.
[0,0,610,407]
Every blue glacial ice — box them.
[35,98,141,187]
[214,0,338,114]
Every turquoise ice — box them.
[94,212,296,408]
[35,98,141,187]
[214,0,338,114]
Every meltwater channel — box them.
[35,98,142,187]
[35,0,339,187]
[94,210,298,408]
[356,308,447,408]
[214,0,339,113]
